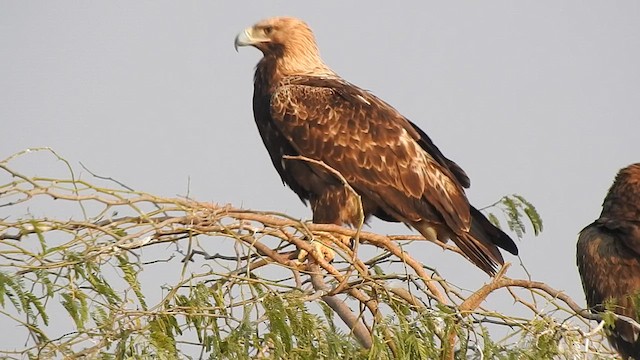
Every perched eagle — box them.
[577,163,640,359]
[234,17,518,275]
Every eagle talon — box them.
[295,232,353,264]
[296,241,335,264]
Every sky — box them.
[1,0,639,352]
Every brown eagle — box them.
[577,163,640,359]
[234,17,518,275]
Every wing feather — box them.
[270,76,470,233]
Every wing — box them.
[252,89,313,203]
[407,119,470,189]
[596,218,640,256]
[270,75,470,233]
[577,222,640,354]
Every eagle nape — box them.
[235,16,518,276]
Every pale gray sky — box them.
[1,0,639,352]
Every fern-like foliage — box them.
[484,194,543,239]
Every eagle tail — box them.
[450,207,518,276]
[454,232,504,276]
[469,206,519,256]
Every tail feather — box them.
[414,206,518,276]
[470,206,518,256]
[453,232,504,276]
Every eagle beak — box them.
[234,27,253,52]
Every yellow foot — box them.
[296,232,352,264]
[297,241,335,263]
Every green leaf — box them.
[117,254,147,310]
[149,315,178,358]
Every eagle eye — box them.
[263,26,274,35]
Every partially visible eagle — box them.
[577,163,640,359]
[234,17,518,275]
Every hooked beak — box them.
[234,27,253,52]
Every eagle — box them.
[234,16,518,276]
[577,163,640,359]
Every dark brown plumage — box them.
[577,163,640,359]
[235,17,518,275]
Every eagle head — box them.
[234,17,316,54]
[234,17,333,77]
